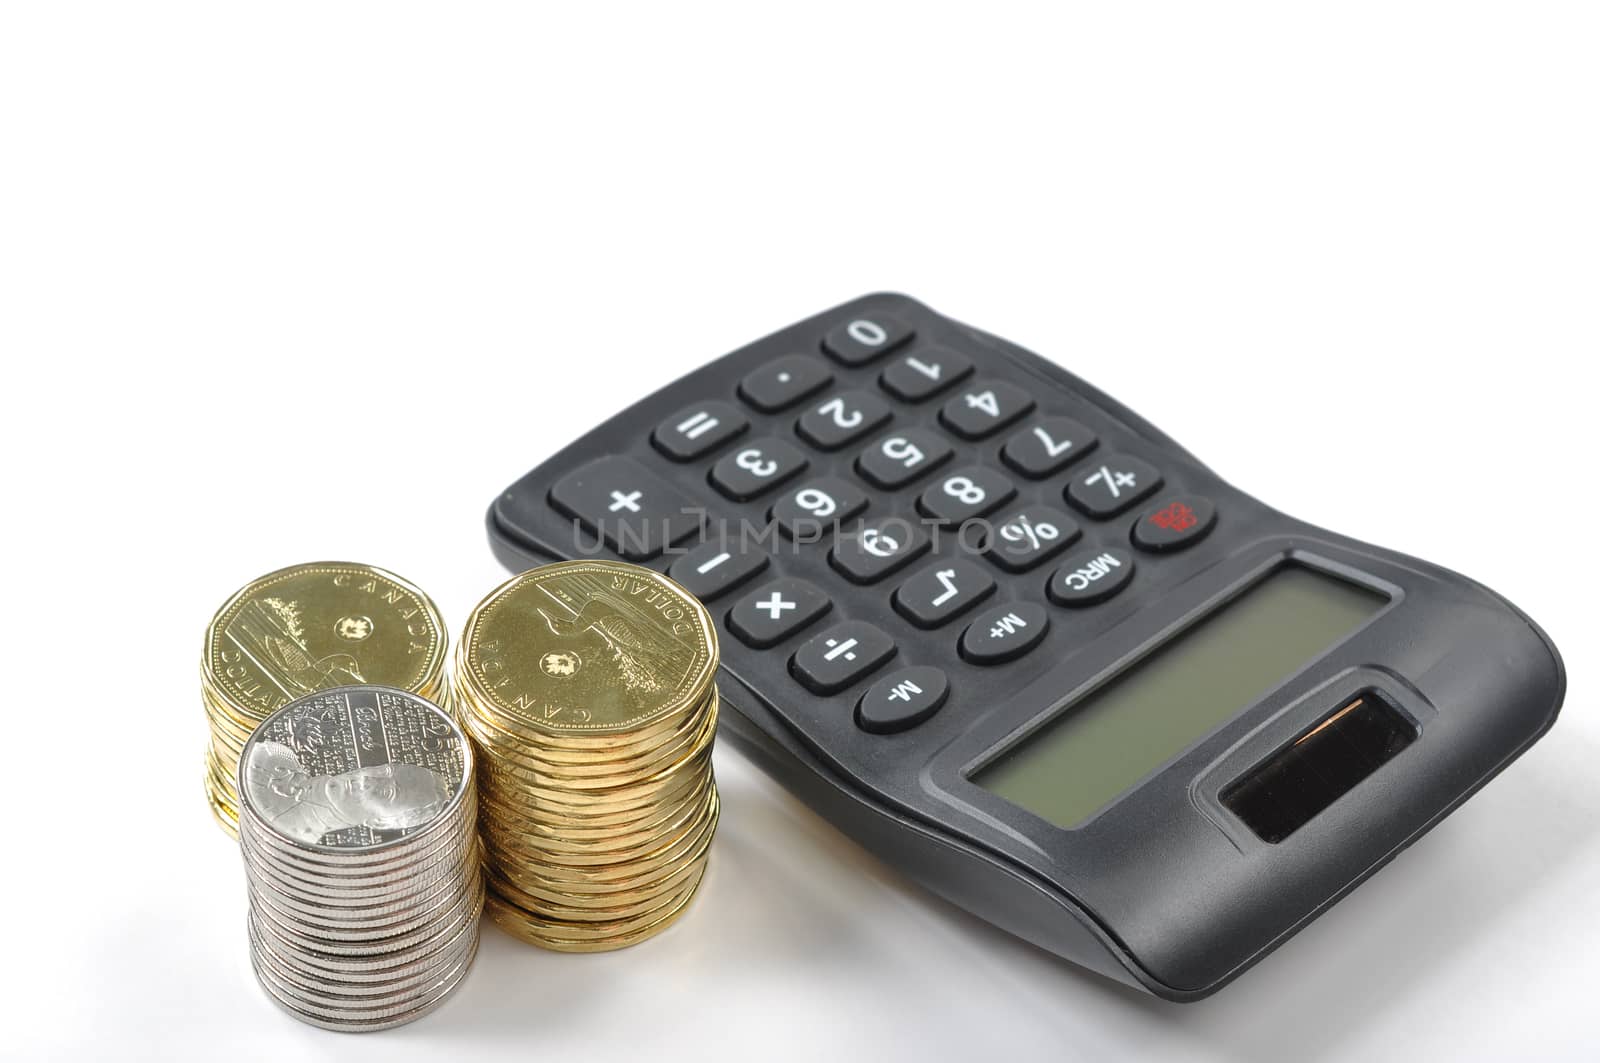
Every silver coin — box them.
[250,939,478,1032]
[246,872,483,956]
[246,890,484,982]
[237,686,471,855]
[248,901,481,984]
[237,820,480,892]
[245,886,482,965]
[243,863,479,931]
[250,917,480,1000]
[239,841,480,915]
[252,924,480,1001]
[245,879,475,945]
[236,797,477,871]
[236,685,482,1031]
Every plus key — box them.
[548,456,703,561]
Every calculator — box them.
[485,293,1565,1000]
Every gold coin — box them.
[459,561,715,737]
[483,845,709,908]
[458,685,717,767]
[472,764,714,828]
[203,562,447,722]
[483,790,719,887]
[476,779,706,843]
[480,781,716,862]
[484,862,706,952]
[460,699,717,789]
[200,563,450,837]
[473,750,714,819]
[486,855,708,923]
[456,670,709,753]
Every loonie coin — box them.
[201,562,450,837]
[456,560,721,951]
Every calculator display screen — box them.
[973,566,1386,828]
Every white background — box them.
[3,3,1596,1061]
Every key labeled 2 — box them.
[797,390,892,450]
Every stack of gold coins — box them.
[454,560,720,951]
[237,686,483,1032]
[201,562,449,836]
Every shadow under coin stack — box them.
[237,686,483,1032]
[455,560,720,951]
[201,562,450,836]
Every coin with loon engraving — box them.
[455,560,721,953]
[200,562,450,837]
[235,685,483,1032]
[459,561,715,736]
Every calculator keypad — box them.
[710,438,809,501]
[796,390,893,450]
[856,429,953,490]
[739,355,832,412]
[880,347,973,402]
[940,380,1036,439]
[516,298,1225,737]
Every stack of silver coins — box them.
[237,685,483,1032]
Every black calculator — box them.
[486,293,1565,1000]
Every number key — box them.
[917,466,1016,526]
[856,428,953,489]
[879,346,973,401]
[829,519,929,584]
[893,560,995,628]
[769,477,868,539]
[711,438,808,501]
[822,313,914,366]
[939,380,1035,439]
[796,390,892,450]
[1001,417,1098,478]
